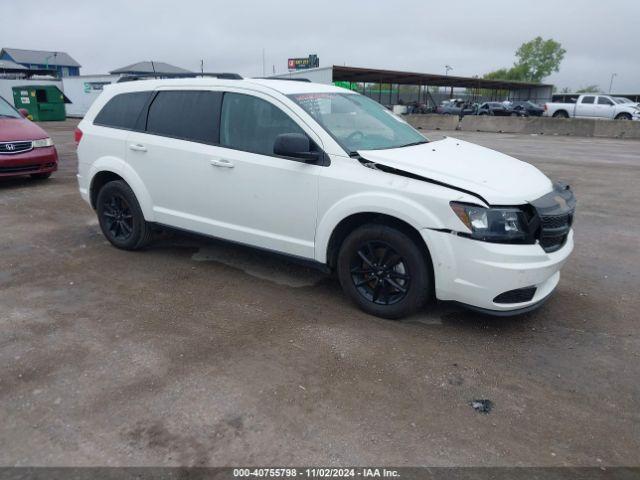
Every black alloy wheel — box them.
[101,193,134,242]
[96,180,152,250]
[350,241,411,306]
[337,224,432,319]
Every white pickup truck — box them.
[545,94,640,120]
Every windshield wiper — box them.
[397,140,429,148]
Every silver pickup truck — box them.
[545,94,640,120]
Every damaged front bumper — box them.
[421,228,574,315]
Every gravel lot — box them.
[1,119,638,466]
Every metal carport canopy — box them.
[331,65,550,90]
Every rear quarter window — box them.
[146,91,222,144]
[94,91,152,130]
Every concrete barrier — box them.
[405,114,459,131]
[593,119,640,139]
[458,116,601,137]
[405,114,640,139]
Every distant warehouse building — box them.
[109,61,192,76]
[0,47,81,77]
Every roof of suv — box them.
[104,77,349,96]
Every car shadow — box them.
[130,226,546,333]
[0,176,49,190]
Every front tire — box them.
[337,224,432,319]
[96,180,152,250]
[615,113,632,120]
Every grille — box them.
[539,213,573,252]
[0,141,33,155]
[532,183,576,253]
[542,214,571,229]
[494,287,537,304]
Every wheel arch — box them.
[324,212,434,272]
[316,193,443,266]
[87,158,154,220]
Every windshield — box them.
[0,96,21,119]
[288,92,427,154]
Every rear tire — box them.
[96,180,152,250]
[30,172,51,180]
[553,110,569,118]
[337,224,432,319]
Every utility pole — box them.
[262,49,266,77]
[609,73,617,93]
[445,65,453,76]
[200,59,204,74]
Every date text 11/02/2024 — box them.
[233,468,400,477]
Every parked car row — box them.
[433,94,640,121]
[435,100,544,118]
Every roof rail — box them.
[116,72,243,83]
[256,77,311,83]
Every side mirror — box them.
[273,133,320,163]
[18,108,30,118]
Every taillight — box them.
[74,127,83,144]
[544,104,547,111]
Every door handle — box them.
[129,144,147,152]
[210,158,234,168]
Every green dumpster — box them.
[12,85,71,121]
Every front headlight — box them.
[450,201,530,243]
[32,137,53,148]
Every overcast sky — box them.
[3,0,639,92]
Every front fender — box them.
[88,157,155,221]
[314,191,444,263]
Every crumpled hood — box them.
[0,118,48,142]
[358,137,553,205]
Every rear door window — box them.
[146,91,222,144]
[94,92,152,130]
[219,92,306,156]
[581,96,595,104]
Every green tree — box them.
[483,37,566,83]
[515,37,566,82]
[576,85,601,93]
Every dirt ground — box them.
[0,119,638,466]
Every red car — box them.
[0,95,58,179]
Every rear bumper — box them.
[421,229,574,314]
[0,146,58,177]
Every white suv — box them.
[76,78,575,319]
